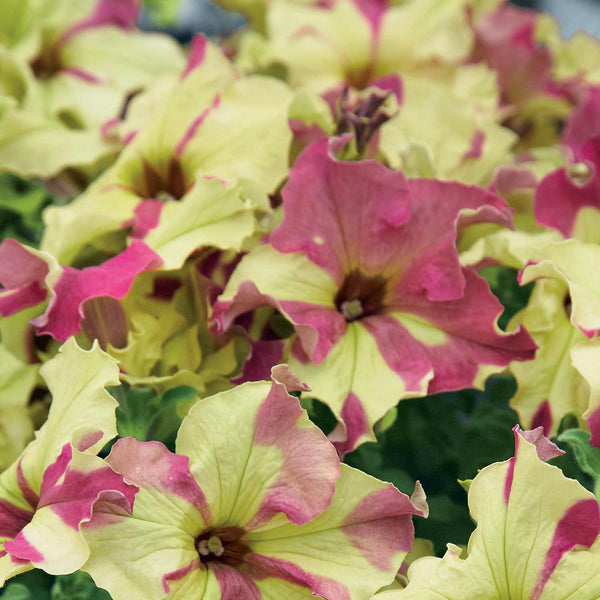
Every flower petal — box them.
[24,338,120,484]
[509,278,588,436]
[31,241,162,342]
[176,378,340,528]
[144,177,254,270]
[520,239,600,337]
[534,137,600,242]
[270,138,412,283]
[5,444,135,575]
[248,464,425,600]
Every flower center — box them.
[197,535,224,557]
[335,86,397,155]
[334,270,387,322]
[564,293,572,319]
[195,526,250,568]
[30,44,61,80]
[136,157,188,201]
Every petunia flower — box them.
[0,0,184,178]
[236,0,475,94]
[470,1,576,150]
[376,426,600,600]
[378,68,516,186]
[0,238,162,343]
[214,138,536,454]
[287,63,515,187]
[41,35,291,267]
[0,338,136,585]
[81,368,426,599]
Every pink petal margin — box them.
[0,239,49,316]
[31,241,162,342]
[503,426,564,505]
[4,443,137,565]
[59,0,140,47]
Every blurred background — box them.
[516,0,600,36]
[139,0,600,42]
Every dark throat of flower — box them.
[138,157,188,201]
[30,42,61,80]
[334,269,387,322]
[195,526,250,568]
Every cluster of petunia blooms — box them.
[1,0,600,597]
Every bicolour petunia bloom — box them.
[213,138,536,454]
[509,239,600,435]
[41,35,290,267]
[0,338,136,585]
[470,1,576,149]
[287,77,403,162]
[0,238,162,342]
[81,368,426,600]
[288,63,516,186]
[239,0,475,94]
[0,0,185,178]
[376,426,600,600]
[533,85,600,242]
[378,68,516,186]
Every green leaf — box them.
[51,572,110,600]
[0,173,52,246]
[147,385,196,447]
[557,428,600,499]
[481,265,534,331]
[161,385,197,406]
[1,584,33,600]
[0,570,53,599]
[301,397,337,436]
[114,383,195,450]
[115,385,157,442]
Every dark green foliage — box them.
[302,397,338,436]
[0,571,53,599]
[0,571,110,600]
[109,383,197,452]
[557,428,600,498]
[51,572,111,600]
[0,174,53,247]
[345,375,521,554]
[480,265,534,330]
